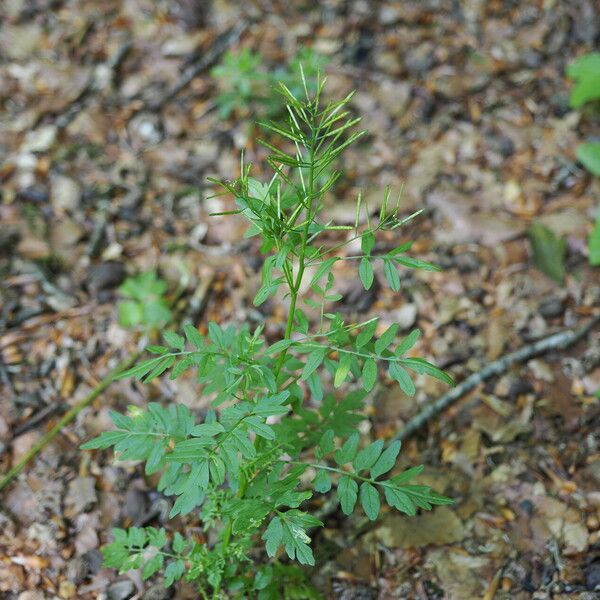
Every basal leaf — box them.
[576,142,600,177]
[383,259,400,292]
[302,348,327,380]
[389,363,415,396]
[589,209,600,266]
[163,331,185,351]
[528,222,566,285]
[374,324,398,355]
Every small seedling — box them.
[117,271,173,328]
[211,47,328,120]
[567,53,600,266]
[211,48,268,119]
[83,76,453,597]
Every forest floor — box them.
[1,1,600,599]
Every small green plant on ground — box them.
[82,75,453,598]
[117,271,173,329]
[527,222,567,285]
[211,47,327,120]
[567,52,600,265]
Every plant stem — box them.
[274,130,316,379]
[217,114,319,595]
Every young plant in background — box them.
[83,75,453,598]
[211,47,328,120]
[117,271,173,329]
[567,52,600,266]
[210,48,268,119]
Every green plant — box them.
[567,53,600,265]
[568,52,600,178]
[211,48,268,119]
[211,47,327,120]
[82,77,453,597]
[568,53,600,110]
[527,222,567,284]
[117,271,173,328]
[589,209,600,266]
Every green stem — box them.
[274,135,316,379]
[287,460,372,484]
[217,118,319,595]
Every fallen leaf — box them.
[373,506,465,548]
[527,222,566,284]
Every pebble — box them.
[107,580,136,600]
[66,556,89,584]
[12,430,42,463]
[129,113,163,146]
[0,226,21,255]
[65,476,97,514]
[18,592,46,600]
[374,80,411,118]
[374,50,402,76]
[497,136,515,157]
[454,252,480,273]
[19,184,49,203]
[586,560,600,591]
[88,261,127,292]
[393,304,418,330]
[379,5,402,25]
[587,492,600,508]
[143,584,173,600]
[191,141,219,171]
[83,548,103,574]
[124,487,150,524]
[538,296,565,319]
[59,580,76,599]
[405,43,436,75]
[51,175,81,213]
[21,124,57,153]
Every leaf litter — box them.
[0,1,599,599]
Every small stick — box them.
[393,313,600,442]
[311,314,600,528]
[148,21,249,112]
[11,402,65,438]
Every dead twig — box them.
[312,314,600,529]
[11,402,66,438]
[393,313,600,442]
[147,21,249,112]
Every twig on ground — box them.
[53,40,133,130]
[147,21,249,112]
[393,313,600,442]
[312,314,600,527]
[11,402,65,438]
